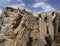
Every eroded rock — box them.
[0,7,59,46]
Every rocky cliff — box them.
[0,7,59,46]
[0,7,44,46]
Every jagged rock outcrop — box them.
[0,7,42,46]
[0,7,60,46]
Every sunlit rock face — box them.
[0,7,59,46]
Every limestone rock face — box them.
[0,7,59,46]
[0,7,42,46]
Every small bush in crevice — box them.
[35,38,38,41]
[27,36,33,46]
[22,9,26,12]
[6,7,15,11]
[0,26,1,30]
[45,44,50,46]
[35,17,39,21]
[45,35,53,46]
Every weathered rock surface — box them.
[0,7,60,46]
[0,7,41,46]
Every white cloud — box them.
[0,0,10,5]
[9,3,25,9]
[0,10,2,14]
[17,0,23,2]
[6,0,10,2]
[33,2,55,12]
[33,2,44,8]
[35,0,48,2]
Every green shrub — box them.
[35,17,39,21]
[27,36,33,46]
[0,26,1,30]
[6,7,14,11]
[22,9,26,12]
[45,44,50,46]
[45,35,53,46]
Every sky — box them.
[0,0,60,13]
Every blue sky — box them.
[0,0,60,13]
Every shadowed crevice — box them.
[13,14,23,29]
